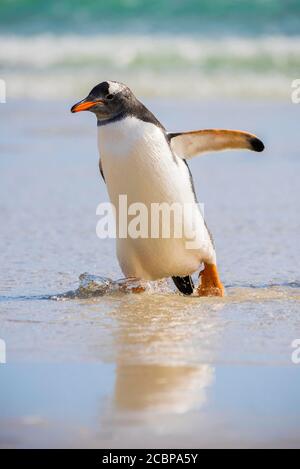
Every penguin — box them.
[71,81,264,296]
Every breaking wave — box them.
[0,34,299,99]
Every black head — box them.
[71,81,133,122]
[71,80,164,129]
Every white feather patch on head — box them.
[107,81,126,95]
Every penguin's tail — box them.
[172,275,194,295]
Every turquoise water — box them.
[1,0,300,35]
[0,0,299,98]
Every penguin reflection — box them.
[106,293,224,418]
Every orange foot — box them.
[197,263,224,297]
[131,286,146,294]
[118,277,146,294]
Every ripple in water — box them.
[49,273,300,302]
[50,273,173,300]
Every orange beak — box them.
[71,99,104,113]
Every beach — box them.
[0,98,300,448]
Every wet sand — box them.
[0,99,300,448]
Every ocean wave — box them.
[0,34,299,98]
[1,0,300,36]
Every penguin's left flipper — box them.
[172,275,194,295]
[99,158,105,182]
[168,129,264,159]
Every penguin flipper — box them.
[99,158,105,182]
[172,275,194,295]
[168,129,264,160]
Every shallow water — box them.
[0,99,300,448]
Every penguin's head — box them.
[71,81,133,122]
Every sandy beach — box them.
[0,98,299,448]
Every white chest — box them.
[98,117,192,205]
[97,116,214,279]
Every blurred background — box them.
[1,0,300,449]
[1,0,300,99]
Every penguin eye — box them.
[106,94,114,100]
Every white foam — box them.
[1,33,299,99]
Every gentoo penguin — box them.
[71,81,264,296]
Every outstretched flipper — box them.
[168,129,264,159]
[172,275,194,295]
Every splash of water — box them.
[48,272,300,302]
[50,272,173,300]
